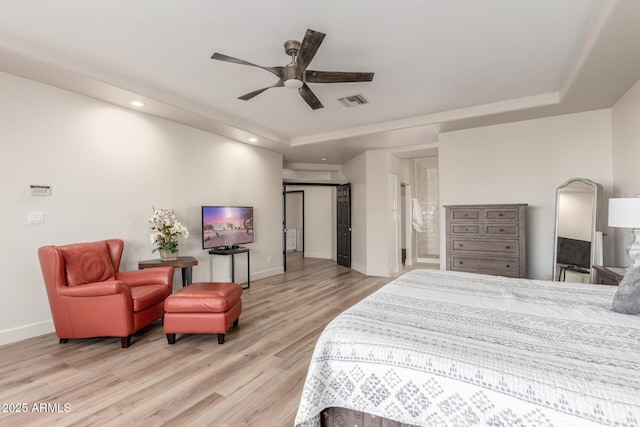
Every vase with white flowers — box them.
[149,208,189,261]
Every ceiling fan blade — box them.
[305,70,375,84]
[296,29,326,72]
[211,52,283,79]
[238,80,285,101]
[299,83,324,110]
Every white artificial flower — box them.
[148,208,189,252]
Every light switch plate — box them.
[28,212,44,224]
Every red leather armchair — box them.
[38,239,174,348]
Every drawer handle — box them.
[505,246,510,249]
[459,244,463,248]
[499,213,503,216]
[499,228,504,232]
[464,213,468,217]
[506,264,511,268]
[459,261,464,265]
[464,227,469,231]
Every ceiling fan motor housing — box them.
[284,39,301,56]
[283,39,303,87]
[284,63,303,87]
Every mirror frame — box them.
[552,178,603,283]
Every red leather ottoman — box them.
[163,282,242,344]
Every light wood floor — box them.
[0,256,431,427]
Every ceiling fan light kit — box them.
[283,63,303,88]
[284,79,304,89]
[211,29,374,110]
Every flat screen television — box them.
[556,237,591,270]
[202,206,254,250]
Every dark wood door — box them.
[337,184,351,267]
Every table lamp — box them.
[608,195,640,268]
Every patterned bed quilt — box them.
[294,269,640,427]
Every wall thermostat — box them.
[30,185,51,196]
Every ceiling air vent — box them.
[337,94,369,108]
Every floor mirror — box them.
[552,178,603,283]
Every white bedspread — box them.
[294,269,640,427]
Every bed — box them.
[294,269,640,427]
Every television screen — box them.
[556,237,591,270]
[202,206,254,250]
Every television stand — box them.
[208,247,250,289]
[557,264,590,282]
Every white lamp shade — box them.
[608,198,640,228]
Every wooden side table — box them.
[138,256,198,287]
[592,265,626,286]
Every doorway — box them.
[400,183,411,266]
[414,157,440,265]
[285,190,304,264]
[282,182,350,272]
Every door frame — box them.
[282,181,348,272]
[401,182,413,266]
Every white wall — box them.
[308,186,335,260]
[342,153,367,274]
[285,191,303,251]
[365,151,391,276]
[439,109,613,280]
[286,193,303,230]
[0,71,284,345]
[343,151,389,276]
[611,77,640,267]
[557,191,595,241]
[286,186,334,259]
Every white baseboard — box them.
[243,266,284,282]
[416,257,439,264]
[0,320,54,347]
[350,262,366,275]
[302,252,332,259]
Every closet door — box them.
[337,184,351,267]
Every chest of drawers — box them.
[445,204,527,278]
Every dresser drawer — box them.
[450,255,520,277]
[484,208,519,221]
[449,208,481,221]
[451,224,481,235]
[484,224,519,236]
[450,238,519,255]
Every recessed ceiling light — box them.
[321,157,328,161]
[130,100,145,107]
[248,137,257,142]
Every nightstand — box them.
[592,265,626,286]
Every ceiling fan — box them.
[211,29,374,110]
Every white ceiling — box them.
[1,0,639,165]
